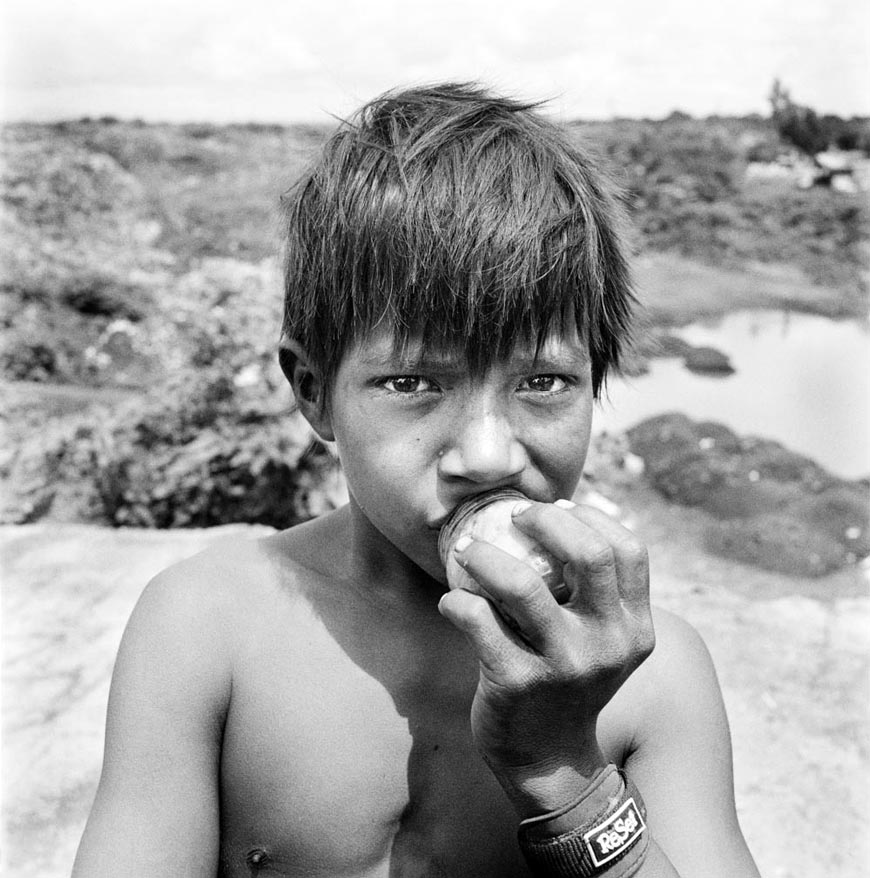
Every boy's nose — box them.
[437,398,526,485]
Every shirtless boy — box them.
[73,83,759,877]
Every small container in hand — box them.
[438,488,570,603]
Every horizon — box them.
[6,106,870,128]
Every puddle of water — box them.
[595,310,870,480]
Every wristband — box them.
[518,766,648,877]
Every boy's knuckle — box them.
[625,618,655,666]
[465,599,492,629]
[586,542,617,573]
[511,568,544,601]
[621,538,648,571]
[638,626,656,660]
[616,634,637,667]
[604,626,641,670]
[588,654,625,686]
[514,663,545,694]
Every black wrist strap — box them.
[518,769,649,877]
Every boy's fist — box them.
[437,500,655,816]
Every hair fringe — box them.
[281,82,635,399]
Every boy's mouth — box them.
[429,485,551,534]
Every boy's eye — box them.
[382,375,434,394]
[520,374,568,393]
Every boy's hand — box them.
[437,500,655,818]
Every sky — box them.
[2,0,868,123]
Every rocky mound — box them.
[627,412,869,576]
[649,332,735,375]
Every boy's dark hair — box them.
[281,82,635,399]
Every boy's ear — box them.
[278,335,335,442]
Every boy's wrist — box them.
[518,766,649,877]
[519,763,624,837]
[488,744,610,820]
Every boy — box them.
[73,83,759,876]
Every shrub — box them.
[92,408,340,529]
[0,251,351,528]
[3,366,346,529]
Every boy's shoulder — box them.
[603,606,726,758]
[631,606,717,707]
[137,516,342,637]
[648,606,712,672]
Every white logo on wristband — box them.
[583,798,646,867]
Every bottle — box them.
[438,488,569,603]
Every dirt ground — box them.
[2,508,867,877]
[631,252,868,324]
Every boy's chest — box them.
[217,616,531,877]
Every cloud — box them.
[187,27,322,83]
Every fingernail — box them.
[511,500,532,517]
[453,534,473,553]
[555,498,576,509]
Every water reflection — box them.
[595,310,870,480]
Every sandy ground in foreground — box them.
[2,520,868,878]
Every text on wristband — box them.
[583,798,646,867]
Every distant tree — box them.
[768,79,829,155]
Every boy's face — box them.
[319,324,594,583]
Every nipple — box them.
[245,848,269,871]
